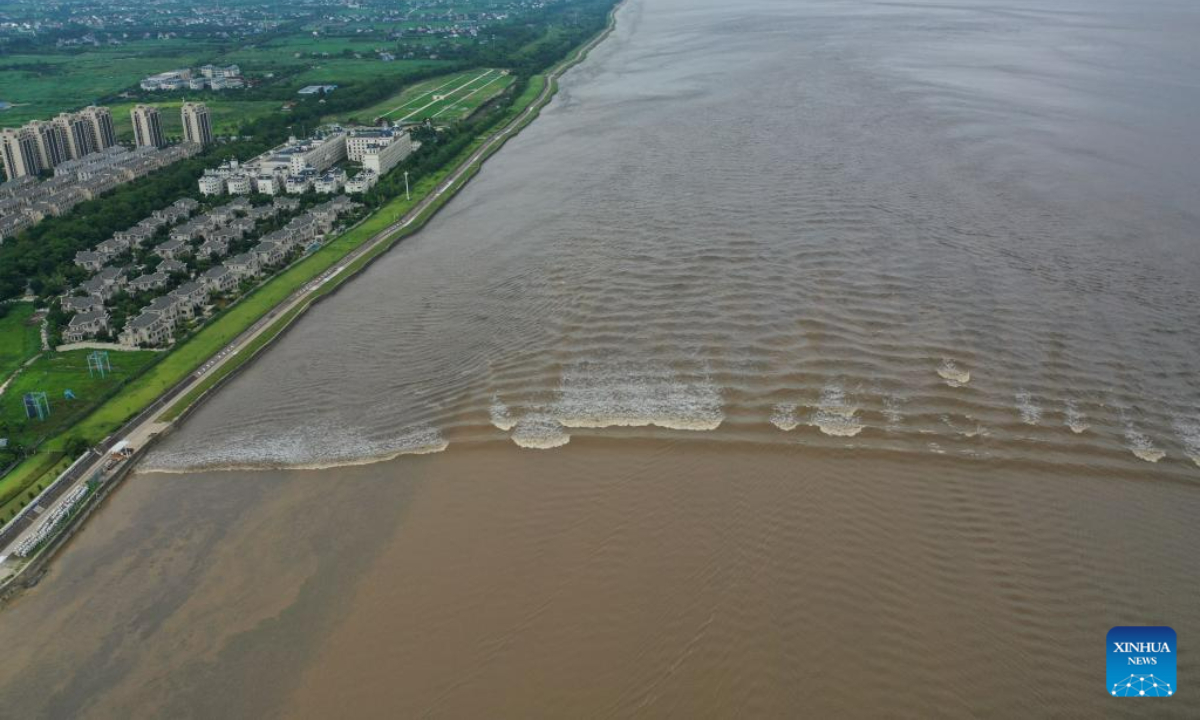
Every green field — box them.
[0,44,216,126]
[326,68,514,125]
[0,348,159,517]
[108,99,283,142]
[0,304,41,384]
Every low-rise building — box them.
[199,174,225,195]
[202,265,237,294]
[63,310,109,343]
[128,270,169,293]
[225,252,261,278]
[169,281,209,318]
[158,258,189,275]
[120,310,172,346]
[74,251,107,272]
[95,265,128,289]
[344,170,377,194]
[197,237,230,259]
[61,294,105,314]
[253,240,288,266]
[155,238,192,260]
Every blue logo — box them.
[1108,626,1175,697]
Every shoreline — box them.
[0,0,627,604]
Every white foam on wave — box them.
[770,403,800,431]
[552,362,724,431]
[937,359,971,387]
[490,395,516,431]
[142,421,448,473]
[1063,399,1089,434]
[1120,412,1165,463]
[510,413,571,450]
[1015,391,1042,425]
[809,384,864,437]
[1172,417,1200,467]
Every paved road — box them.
[0,36,601,570]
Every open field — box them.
[327,68,513,125]
[108,99,283,142]
[0,45,215,126]
[0,348,158,516]
[0,304,40,385]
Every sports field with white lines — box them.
[331,68,515,125]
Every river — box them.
[2,0,1199,716]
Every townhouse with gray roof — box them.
[169,281,209,319]
[63,310,110,343]
[225,253,261,278]
[158,258,189,275]
[74,251,107,273]
[61,294,105,314]
[128,270,169,293]
[155,238,192,260]
[120,310,173,347]
[202,265,238,294]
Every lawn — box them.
[289,58,446,87]
[0,348,159,516]
[0,303,41,385]
[325,68,513,125]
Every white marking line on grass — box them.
[396,69,497,123]
[431,74,507,118]
[380,73,474,118]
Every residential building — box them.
[52,112,94,160]
[131,105,166,148]
[155,238,192,260]
[120,310,172,346]
[29,120,68,170]
[202,265,237,294]
[347,128,413,175]
[181,102,213,146]
[61,294,105,314]
[169,281,209,318]
[225,252,261,278]
[74,250,107,272]
[345,170,377,194]
[198,174,225,195]
[1,126,42,180]
[63,310,110,343]
[197,237,230,259]
[128,271,169,293]
[158,258,189,275]
[252,240,288,266]
[79,106,117,151]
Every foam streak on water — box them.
[144,422,448,472]
[810,384,865,437]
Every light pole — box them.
[404,171,410,201]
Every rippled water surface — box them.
[3,0,1200,716]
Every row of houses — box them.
[59,194,356,348]
[73,198,201,273]
[115,196,359,347]
[0,143,201,242]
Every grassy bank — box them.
[0,304,40,383]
